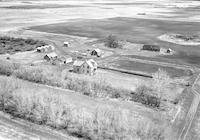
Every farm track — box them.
[178,74,200,140]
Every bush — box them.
[14,66,45,83]
[0,60,20,76]
[152,69,172,99]
[132,85,161,108]
[105,34,125,48]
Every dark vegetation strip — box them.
[0,36,47,54]
[98,66,153,78]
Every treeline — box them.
[0,36,47,54]
[0,60,176,109]
[0,76,166,140]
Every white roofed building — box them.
[44,52,58,61]
[91,48,102,57]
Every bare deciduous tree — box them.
[152,69,171,99]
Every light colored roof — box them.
[46,52,57,58]
[86,59,97,68]
[73,60,85,66]
[94,48,101,53]
[92,48,102,54]
[64,41,69,44]
[37,46,43,50]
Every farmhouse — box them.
[142,45,160,52]
[73,59,97,75]
[91,48,102,57]
[44,52,58,61]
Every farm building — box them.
[166,48,172,53]
[59,56,73,64]
[63,41,69,47]
[142,45,160,52]
[44,52,58,61]
[36,45,55,52]
[91,48,102,57]
[73,59,97,75]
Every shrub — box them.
[0,60,20,76]
[14,66,45,83]
[152,69,172,99]
[105,34,125,48]
[0,77,21,111]
[132,85,161,108]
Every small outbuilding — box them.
[63,42,70,47]
[166,48,172,53]
[36,45,55,52]
[73,59,97,75]
[59,56,73,64]
[142,45,160,52]
[44,52,58,61]
[91,48,102,57]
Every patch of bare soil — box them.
[158,33,200,46]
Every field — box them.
[104,57,191,77]
[30,17,200,66]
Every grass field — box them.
[110,58,190,78]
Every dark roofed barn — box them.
[142,45,160,52]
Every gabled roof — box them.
[46,52,57,58]
[64,41,69,44]
[73,60,85,66]
[73,59,97,68]
[94,48,101,53]
[86,59,97,68]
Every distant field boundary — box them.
[98,66,153,78]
